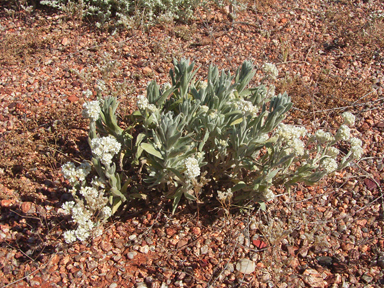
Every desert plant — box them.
[40,0,203,28]
[61,59,363,242]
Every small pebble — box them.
[140,245,149,254]
[236,258,255,274]
[127,252,137,259]
[200,245,209,255]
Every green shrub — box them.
[40,0,202,28]
[61,59,363,243]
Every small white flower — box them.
[275,124,307,142]
[217,188,233,201]
[263,189,275,202]
[218,139,228,147]
[93,226,103,238]
[321,158,338,173]
[350,145,364,159]
[236,98,259,117]
[96,80,107,92]
[336,125,350,141]
[208,110,218,119]
[327,147,340,157]
[291,138,305,156]
[61,161,91,184]
[79,186,99,200]
[61,201,75,215]
[91,136,121,166]
[350,137,362,148]
[137,95,149,110]
[200,105,209,114]
[61,162,77,184]
[196,152,205,161]
[71,205,92,226]
[81,220,95,232]
[184,157,200,179]
[76,161,91,182]
[82,101,101,122]
[263,63,279,79]
[315,130,334,143]
[75,226,91,242]
[267,85,276,98]
[82,89,93,98]
[342,111,355,126]
[198,81,208,90]
[63,230,77,244]
[163,82,172,91]
[147,103,158,113]
[102,206,112,219]
[91,176,105,189]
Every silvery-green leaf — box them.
[265,169,281,182]
[170,188,183,214]
[110,187,127,202]
[232,181,247,192]
[230,117,243,126]
[141,143,164,159]
[259,202,266,211]
[184,191,196,201]
[111,197,122,214]
[120,178,131,195]
[167,167,185,182]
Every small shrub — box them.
[39,0,203,28]
[61,59,363,243]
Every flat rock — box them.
[236,258,255,274]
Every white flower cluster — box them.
[91,136,121,166]
[263,63,279,79]
[197,81,208,90]
[82,101,101,122]
[275,124,307,156]
[91,176,105,189]
[290,138,305,156]
[137,95,149,110]
[218,139,228,147]
[335,125,351,141]
[200,105,209,114]
[276,124,307,142]
[184,157,200,179]
[342,111,355,126]
[96,79,107,92]
[217,188,233,201]
[61,183,111,244]
[62,201,94,243]
[137,95,157,112]
[61,161,91,185]
[79,186,109,211]
[163,82,172,91]
[82,89,93,98]
[326,147,340,158]
[315,129,335,144]
[262,189,275,202]
[349,137,364,159]
[321,157,338,173]
[234,98,259,117]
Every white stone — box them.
[200,245,209,255]
[139,245,149,254]
[236,258,255,274]
[127,251,137,259]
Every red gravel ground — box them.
[0,0,384,287]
